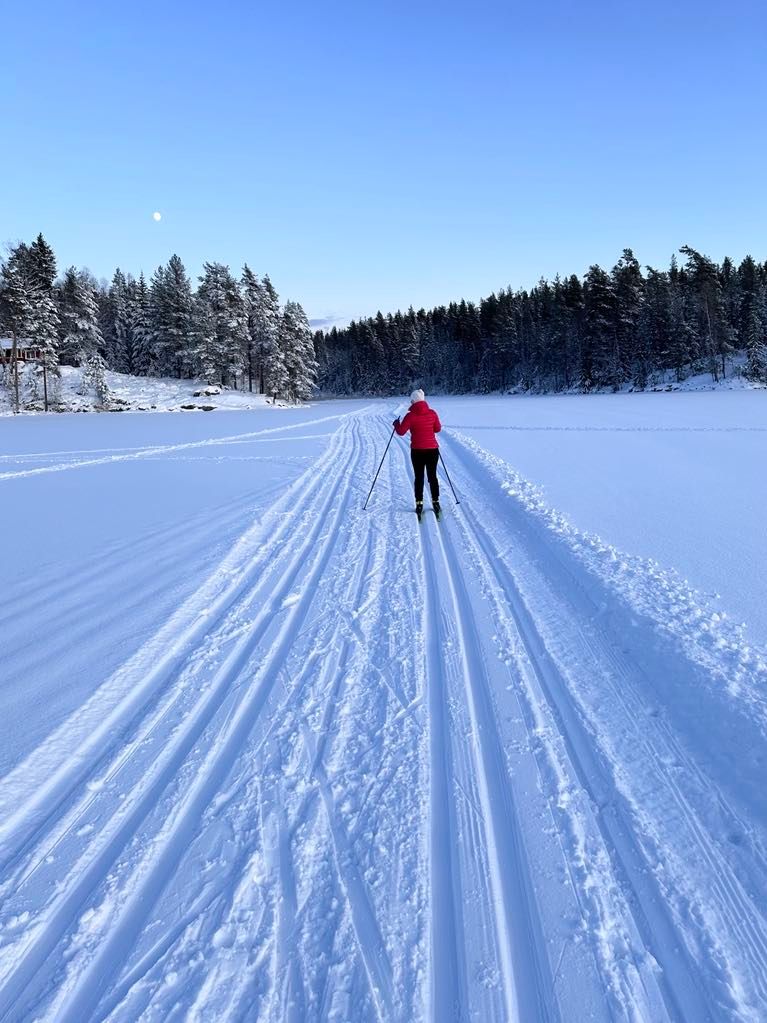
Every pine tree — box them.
[612,248,645,387]
[193,262,248,385]
[103,269,131,372]
[149,254,195,377]
[583,265,616,389]
[56,267,103,364]
[241,265,261,392]
[241,266,281,393]
[0,257,34,410]
[264,328,289,401]
[744,284,767,384]
[128,274,152,376]
[26,234,57,290]
[680,245,730,381]
[255,275,283,395]
[6,237,61,386]
[280,300,317,402]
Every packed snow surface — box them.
[440,391,767,647]
[1,393,766,1022]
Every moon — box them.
[152,211,162,222]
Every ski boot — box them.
[415,500,423,522]
[433,500,441,521]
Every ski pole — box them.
[363,426,396,510]
[438,450,460,505]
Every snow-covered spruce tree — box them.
[149,255,195,378]
[241,265,277,393]
[258,275,287,399]
[30,293,61,400]
[56,267,103,365]
[357,320,386,393]
[416,308,442,393]
[680,246,732,382]
[612,248,646,388]
[0,256,34,410]
[744,288,767,384]
[128,274,152,376]
[663,254,695,381]
[192,262,247,386]
[79,349,110,404]
[639,267,673,383]
[582,265,617,389]
[7,236,61,391]
[280,300,317,402]
[240,265,260,392]
[398,308,420,390]
[26,234,57,291]
[720,256,741,368]
[102,269,131,372]
[495,300,520,391]
[255,274,282,395]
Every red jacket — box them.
[394,400,441,449]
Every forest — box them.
[315,247,767,395]
[2,239,766,411]
[0,235,317,408]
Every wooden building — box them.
[0,339,43,362]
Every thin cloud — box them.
[310,314,348,330]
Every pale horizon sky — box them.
[3,0,766,328]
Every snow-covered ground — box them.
[0,365,278,415]
[1,394,766,1022]
[441,391,767,648]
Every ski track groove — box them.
[0,409,366,482]
[443,431,767,1021]
[0,419,362,1021]
[400,419,554,1023]
[296,527,396,1022]
[437,453,681,1019]
[51,420,362,1022]
[3,406,766,1022]
[0,419,351,873]
[166,507,390,1022]
[395,434,467,1023]
[428,513,558,1022]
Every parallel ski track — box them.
[0,418,352,871]
[398,429,553,1023]
[442,431,767,1021]
[183,423,412,1022]
[7,405,766,1022]
[0,410,362,482]
[0,418,366,1021]
[429,514,557,1022]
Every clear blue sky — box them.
[3,0,766,326]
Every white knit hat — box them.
[410,388,425,403]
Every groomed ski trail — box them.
[0,406,766,1022]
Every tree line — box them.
[315,247,767,395]
[0,234,317,409]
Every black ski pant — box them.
[411,448,440,503]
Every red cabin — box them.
[0,339,43,362]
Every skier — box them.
[393,389,442,520]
